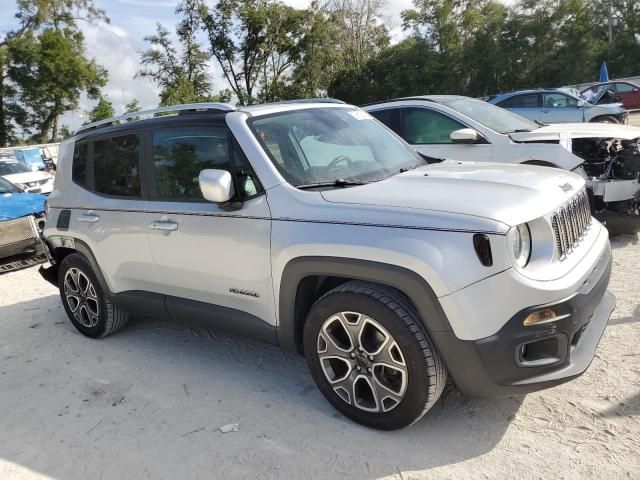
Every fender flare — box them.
[277,256,453,353]
[48,236,113,297]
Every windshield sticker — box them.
[348,110,371,120]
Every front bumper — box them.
[433,246,615,398]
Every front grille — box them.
[0,215,38,259]
[551,190,591,260]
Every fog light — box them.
[523,308,568,326]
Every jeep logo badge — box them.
[559,183,573,193]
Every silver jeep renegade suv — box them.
[40,100,616,430]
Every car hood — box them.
[1,171,51,184]
[321,161,584,227]
[0,192,46,221]
[509,122,640,142]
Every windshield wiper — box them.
[296,179,370,190]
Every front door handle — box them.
[78,213,99,223]
[150,220,178,231]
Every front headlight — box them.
[507,223,532,268]
[14,182,27,191]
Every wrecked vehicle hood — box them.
[321,161,584,227]
[509,123,640,142]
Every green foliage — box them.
[330,0,640,103]
[89,96,114,121]
[8,27,107,142]
[124,98,141,113]
[0,0,108,146]
[138,0,215,105]
[58,124,73,140]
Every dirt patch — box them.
[0,233,638,479]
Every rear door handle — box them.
[150,220,178,231]
[78,213,99,223]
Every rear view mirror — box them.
[199,169,235,203]
[450,128,480,144]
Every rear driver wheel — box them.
[58,253,129,338]
[303,281,447,430]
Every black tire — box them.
[592,116,620,124]
[58,253,129,338]
[303,281,447,430]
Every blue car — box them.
[488,89,628,124]
[0,176,47,271]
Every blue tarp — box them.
[0,192,46,221]
[599,62,609,83]
[14,148,45,170]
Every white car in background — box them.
[0,158,54,194]
[364,96,640,216]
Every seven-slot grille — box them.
[551,190,591,260]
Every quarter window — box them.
[72,143,88,187]
[401,108,465,144]
[152,127,232,200]
[93,134,141,197]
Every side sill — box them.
[112,291,278,346]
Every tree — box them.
[324,0,389,69]
[58,124,73,140]
[124,98,141,113]
[9,27,107,142]
[89,96,114,121]
[0,0,108,145]
[138,0,213,106]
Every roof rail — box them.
[275,98,346,105]
[75,102,237,135]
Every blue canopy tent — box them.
[599,62,609,83]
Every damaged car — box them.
[363,96,640,217]
[0,176,48,273]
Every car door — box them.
[144,123,275,326]
[71,132,157,294]
[384,107,492,162]
[540,92,582,123]
[497,94,541,122]
[613,82,640,109]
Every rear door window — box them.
[499,94,540,108]
[93,134,141,197]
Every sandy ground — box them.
[0,232,638,480]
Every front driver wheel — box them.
[303,281,447,430]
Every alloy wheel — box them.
[64,268,100,328]
[317,311,408,413]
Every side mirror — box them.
[199,169,235,203]
[577,100,585,108]
[450,128,480,144]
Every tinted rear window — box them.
[93,134,141,197]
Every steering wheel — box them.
[328,155,353,170]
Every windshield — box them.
[0,176,21,193]
[443,97,540,133]
[250,107,425,188]
[0,161,31,175]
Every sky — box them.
[0,0,463,130]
